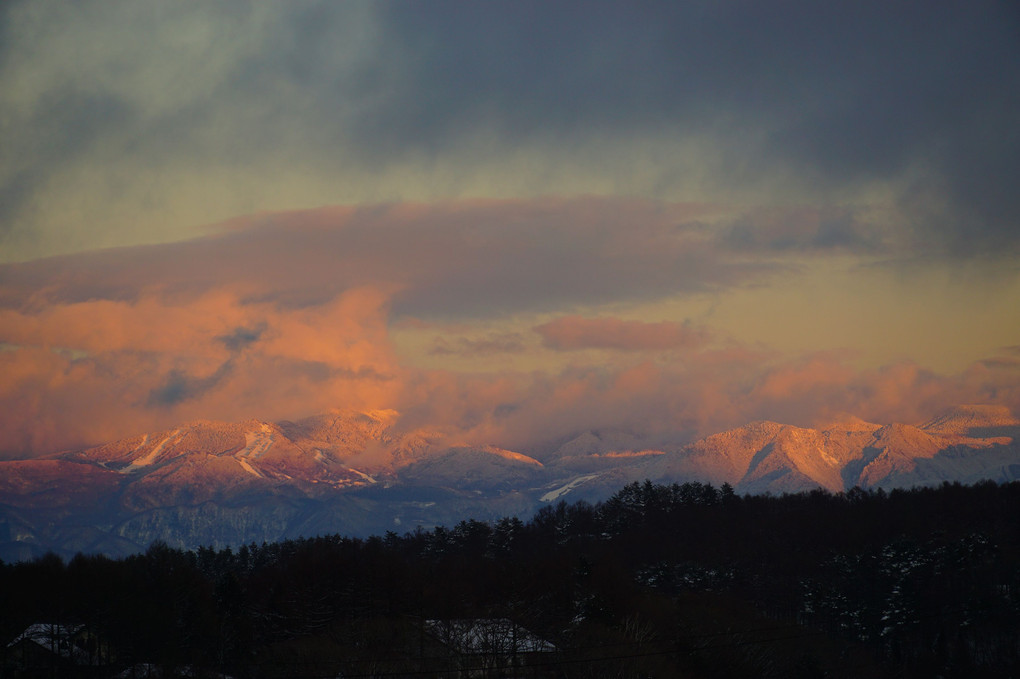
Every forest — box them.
[2,480,1019,678]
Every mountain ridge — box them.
[1,404,1017,560]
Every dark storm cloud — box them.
[217,325,266,353]
[148,322,266,407]
[147,364,233,408]
[1,1,1017,259]
[367,1,1020,251]
[721,206,886,253]
[0,86,133,234]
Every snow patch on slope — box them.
[129,434,150,455]
[349,468,377,484]
[231,423,276,478]
[541,474,598,502]
[239,423,275,459]
[122,430,181,472]
[817,446,839,467]
[482,446,544,466]
[235,457,264,478]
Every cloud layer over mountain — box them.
[2,200,1018,457]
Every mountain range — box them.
[1,404,1018,561]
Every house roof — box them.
[7,623,90,663]
[425,618,557,654]
[114,663,235,679]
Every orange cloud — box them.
[1,198,1017,458]
[0,292,240,358]
[0,285,402,456]
[387,345,1020,457]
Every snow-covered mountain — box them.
[1,405,1017,560]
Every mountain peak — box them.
[921,404,1019,436]
[548,429,646,460]
[820,414,881,433]
[3,404,1020,559]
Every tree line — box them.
[2,480,1018,677]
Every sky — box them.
[1,0,1019,458]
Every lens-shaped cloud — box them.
[535,316,711,352]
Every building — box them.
[424,618,558,678]
[4,623,105,678]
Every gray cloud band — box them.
[0,1,1017,260]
